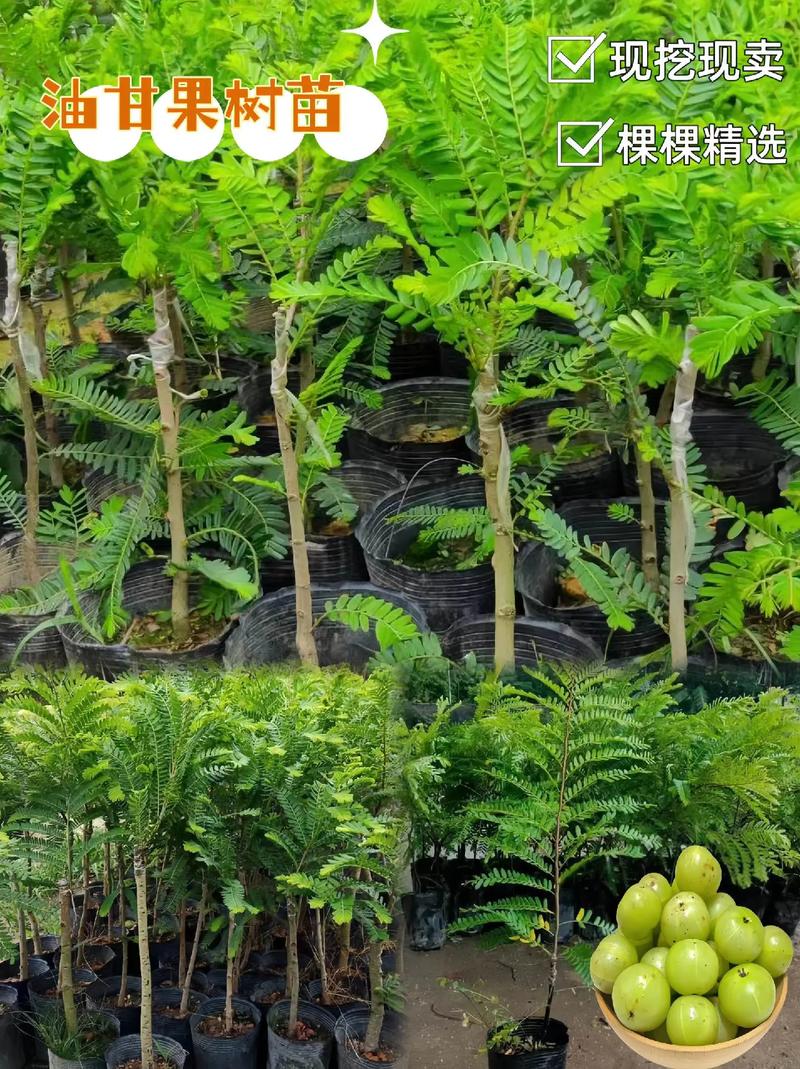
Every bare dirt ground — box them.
[405,936,800,1068]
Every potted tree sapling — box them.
[449,664,667,1066]
[103,673,229,1069]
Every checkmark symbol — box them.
[564,117,615,158]
[554,32,607,74]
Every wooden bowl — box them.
[595,976,788,1068]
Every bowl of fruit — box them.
[590,846,792,1068]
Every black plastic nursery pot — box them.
[28,967,96,1017]
[403,890,449,951]
[260,462,408,592]
[58,561,235,678]
[153,987,208,1056]
[356,475,494,634]
[0,984,25,1069]
[303,977,368,1018]
[266,999,336,1069]
[0,956,50,1008]
[516,498,668,660]
[190,996,261,1069]
[485,398,621,504]
[486,1018,568,1069]
[244,976,286,1018]
[224,582,427,670]
[346,378,472,482]
[386,331,443,380]
[83,467,138,511]
[442,616,602,669]
[621,409,785,513]
[334,1009,405,1068]
[105,1034,188,1069]
[401,700,475,727]
[86,976,142,1036]
[0,535,66,667]
[26,934,60,967]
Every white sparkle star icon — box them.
[342,1,407,64]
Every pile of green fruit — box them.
[590,846,794,1047]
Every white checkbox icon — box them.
[557,119,615,167]
[548,33,607,83]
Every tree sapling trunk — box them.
[472,362,515,673]
[179,880,206,1017]
[314,907,329,1004]
[286,896,301,1036]
[337,920,351,974]
[59,879,78,1037]
[272,306,318,666]
[224,910,236,1034]
[2,240,40,584]
[134,849,155,1069]
[364,940,386,1054]
[668,327,699,674]
[58,244,82,349]
[634,449,659,590]
[150,286,190,645]
[117,845,130,1007]
[31,267,64,489]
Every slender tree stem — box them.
[58,244,82,348]
[668,328,699,673]
[134,849,154,1069]
[29,912,42,956]
[287,896,301,1036]
[364,939,385,1053]
[314,908,329,1004]
[337,920,351,974]
[150,287,190,644]
[634,450,659,589]
[272,306,318,665]
[15,894,29,981]
[180,880,206,1017]
[31,282,64,488]
[117,845,129,1006]
[178,900,187,988]
[473,364,515,672]
[224,910,237,1034]
[59,879,78,1037]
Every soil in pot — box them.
[346,378,472,482]
[334,1010,404,1068]
[266,999,335,1068]
[125,610,229,652]
[191,996,261,1069]
[197,1009,257,1038]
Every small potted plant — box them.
[450,664,666,1067]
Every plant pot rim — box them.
[595,975,787,1068]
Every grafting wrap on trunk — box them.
[2,239,41,584]
[148,287,190,645]
[472,364,516,673]
[668,327,699,673]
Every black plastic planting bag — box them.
[0,535,66,667]
[0,985,25,1069]
[224,582,427,669]
[266,1000,335,1069]
[334,1010,407,1069]
[105,1034,187,1068]
[356,474,494,633]
[59,560,233,678]
[486,1019,569,1069]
